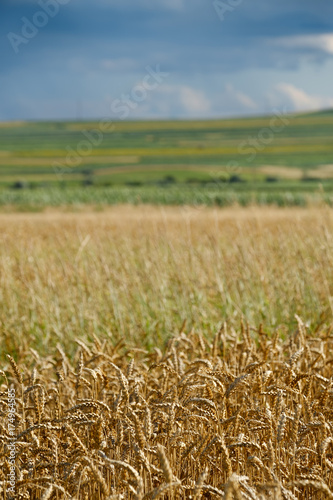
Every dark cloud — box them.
[1,0,333,119]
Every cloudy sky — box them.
[1,0,333,120]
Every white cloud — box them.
[271,83,333,112]
[153,83,256,118]
[224,84,257,110]
[275,34,333,55]
[178,86,211,114]
[156,84,211,117]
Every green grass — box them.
[0,182,332,210]
[1,206,333,362]
[1,110,333,207]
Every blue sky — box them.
[1,0,333,120]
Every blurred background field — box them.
[1,110,333,209]
[1,206,333,359]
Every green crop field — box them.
[0,109,333,208]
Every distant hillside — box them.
[0,111,333,191]
[297,108,333,118]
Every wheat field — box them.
[1,206,333,498]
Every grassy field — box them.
[1,183,333,211]
[1,206,333,498]
[1,110,333,208]
[1,206,333,356]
